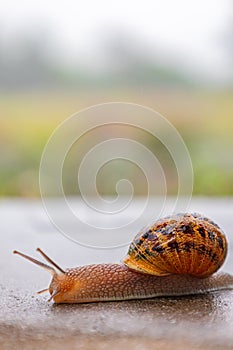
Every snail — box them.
[13,213,233,304]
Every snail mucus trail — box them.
[14,213,233,304]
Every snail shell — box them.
[123,212,227,278]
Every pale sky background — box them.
[0,0,232,83]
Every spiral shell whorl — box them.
[123,213,227,278]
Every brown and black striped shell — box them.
[123,213,227,278]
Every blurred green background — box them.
[0,1,233,197]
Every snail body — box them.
[14,213,233,304]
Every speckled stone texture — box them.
[0,198,233,349]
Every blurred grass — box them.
[0,89,233,196]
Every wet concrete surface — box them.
[1,197,233,349]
